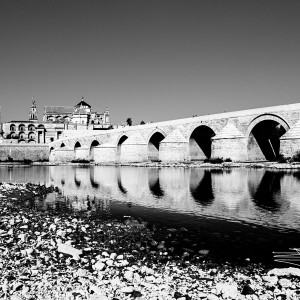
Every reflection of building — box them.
[1,97,111,144]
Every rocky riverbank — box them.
[0,182,300,300]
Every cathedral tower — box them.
[29,97,38,122]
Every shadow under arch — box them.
[148,168,164,198]
[247,114,289,161]
[117,135,128,162]
[248,170,285,212]
[148,131,165,161]
[190,169,214,206]
[189,125,215,160]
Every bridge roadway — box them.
[49,103,300,162]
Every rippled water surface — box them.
[1,165,300,262]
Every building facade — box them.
[1,98,111,144]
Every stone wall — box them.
[0,144,49,161]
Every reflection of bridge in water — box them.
[46,166,300,230]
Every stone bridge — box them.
[49,103,300,163]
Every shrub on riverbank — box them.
[204,157,232,164]
[71,159,90,163]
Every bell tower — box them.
[29,97,38,122]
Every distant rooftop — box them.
[44,106,74,115]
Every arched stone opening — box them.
[117,135,128,162]
[19,132,26,140]
[19,124,25,132]
[189,125,215,160]
[28,124,35,131]
[247,117,288,161]
[60,143,65,148]
[74,141,81,149]
[28,132,35,140]
[10,124,16,132]
[148,132,165,161]
[90,140,100,161]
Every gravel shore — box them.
[0,182,300,300]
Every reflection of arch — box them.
[148,130,165,161]
[90,177,99,189]
[189,125,215,160]
[74,176,81,187]
[190,170,214,206]
[248,171,285,212]
[117,135,128,162]
[18,139,25,144]
[148,169,164,198]
[38,124,45,129]
[247,114,289,161]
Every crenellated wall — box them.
[49,103,300,163]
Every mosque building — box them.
[1,97,111,144]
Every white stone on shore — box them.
[57,242,82,260]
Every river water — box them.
[1,165,300,263]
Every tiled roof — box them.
[73,108,90,115]
[213,123,244,139]
[74,99,91,108]
[44,106,74,115]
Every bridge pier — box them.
[94,144,117,163]
[119,133,148,163]
[212,137,247,161]
[280,120,300,158]
[159,129,190,162]
[51,149,75,163]
[75,146,90,161]
[211,123,247,161]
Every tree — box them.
[140,120,145,125]
[126,118,132,126]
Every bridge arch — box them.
[147,129,166,161]
[189,125,216,160]
[60,143,66,148]
[246,114,289,161]
[74,141,81,149]
[90,140,100,161]
[117,135,128,162]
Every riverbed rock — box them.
[57,242,82,260]
[268,267,300,277]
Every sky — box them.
[1,0,300,125]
